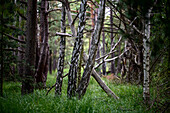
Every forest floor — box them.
[0,72,156,113]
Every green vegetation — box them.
[0,73,156,113]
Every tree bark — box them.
[82,53,119,100]
[77,0,106,98]
[143,8,152,104]
[102,30,106,75]
[110,8,115,74]
[35,0,49,89]
[67,0,87,98]
[55,3,66,96]
[65,0,76,37]
[22,0,37,95]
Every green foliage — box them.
[0,73,158,113]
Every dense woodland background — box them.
[0,0,169,112]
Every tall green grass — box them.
[0,73,154,113]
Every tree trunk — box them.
[102,30,106,75]
[35,0,49,89]
[49,50,52,74]
[143,8,152,104]
[110,8,115,74]
[22,0,37,95]
[55,3,66,96]
[53,47,57,71]
[67,0,87,98]
[77,0,106,98]
[115,37,122,76]
[65,0,76,37]
[82,53,119,99]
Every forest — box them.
[0,0,169,112]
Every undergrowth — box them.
[0,72,155,113]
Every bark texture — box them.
[110,8,115,74]
[22,0,37,94]
[102,30,106,75]
[143,8,152,104]
[67,0,87,98]
[77,0,106,98]
[35,0,49,88]
[55,3,66,96]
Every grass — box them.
[0,72,155,113]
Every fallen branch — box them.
[83,53,119,100]
[56,32,72,37]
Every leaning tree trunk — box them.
[143,8,152,104]
[22,0,37,95]
[67,0,87,98]
[55,3,66,96]
[77,0,106,98]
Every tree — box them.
[55,2,66,96]
[67,0,88,98]
[77,0,106,98]
[35,0,49,89]
[21,0,37,94]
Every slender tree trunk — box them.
[65,0,76,37]
[22,0,37,95]
[116,37,122,76]
[110,8,115,74]
[143,8,152,104]
[53,47,57,71]
[49,50,52,74]
[77,0,106,98]
[102,30,106,75]
[67,0,87,98]
[96,43,101,74]
[35,0,49,88]
[77,44,84,87]
[55,3,66,96]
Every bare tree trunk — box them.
[96,43,101,74]
[110,8,115,74]
[35,0,49,89]
[77,0,106,98]
[67,0,87,98]
[53,47,57,71]
[115,36,122,76]
[49,50,52,74]
[102,30,106,75]
[143,8,152,104]
[22,0,37,95]
[65,0,76,37]
[55,3,66,96]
